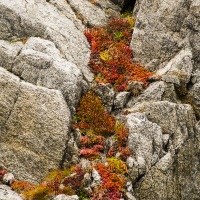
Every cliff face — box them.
[0,0,199,199]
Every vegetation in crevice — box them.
[84,16,153,91]
[11,14,153,200]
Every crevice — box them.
[65,0,86,25]
[5,81,21,126]
[121,0,137,13]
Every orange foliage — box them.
[85,18,153,91]
[92,162,126,200]
[73,91,115,136]
[11,181,35,193]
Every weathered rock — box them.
[67,0,120,27]
[185,83,200,119]
[91,168,101,186]
[132,0,142,17]
[0,37,84,113]
[156,48,193,96]
[0,40,23,70]
[128,101,196,138]
[93,83,115,112]
[0,185,23,200]
[2,173,14,185]
[114,91,130,110]
[0,67,70,183]
[126,192,137,200]
[127,81,178,108]
[0,0,91,79]
[125,113,163,181]
[134,121,200,200]
[54,194,79,200]
[126,101,199,199]
[131,0,199,71]
[47,0,85,31]
[185,69,200,119]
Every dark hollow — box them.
[121,0,137,13]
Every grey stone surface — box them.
[126,113,163,181]
[126,101,199,199]
[2,37,84,113]
[54,194,79,200]
[0,67,70,183]
[2,173,14,185]
[131,0,200,70]
[156,48,193,95]
[134,123,200,200]
[0,0,91,76]
[114,91,130,110]
[93,83,115,113]
[127,81,178,108]
[67,0,120,27]
[0,185,22,200]
[0,40,23,70]
[186,82,200,119]
[128,101,196,141]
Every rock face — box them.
[0,185,23,200]
[131,0,199,68]
[0,68,71,183]
[0,37,84,113]
[127,0,200,199]
[67,0,120,26]
[0,0,199,199]
[125,101,199,199]
[130,0,200,118]
[0,0,91,79]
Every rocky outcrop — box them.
[0,185,23,200]
[0,0,91,78]
[0,38,84,113]
[126,112,163,182]
[133,122,199,200]
[127,0,200,199]
[0,68,70,183]
[125,101,199,199]
[131,0,199,68]
[0,0,199,199]
[66,0,120,27]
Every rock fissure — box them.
[0,0,199,199]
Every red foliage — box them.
[11,181,35,193]
[79,134,105,160]
[0,169,6,177]
[92,163,125,200]
[63,165,85,190]
[84,18,153,91]
[73,91,115,135]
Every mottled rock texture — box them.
[67,0,120,26]
[0,0,199,199]
[0,38,84,113]
[0,68,70,183]
[127,0,200,199]
[0,0,91,79]
[0,185,23,200]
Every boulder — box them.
[125,113,163,181]
[127,81,178,108]
[125,101,199,199]
[66,0,120,27]
[0,185,22,200]
[0,38,84,113]
[0,67,70,183]
[156,48,193,96]
[131,0,199,69]
[0,0,92,80]
[134,122,200,200]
